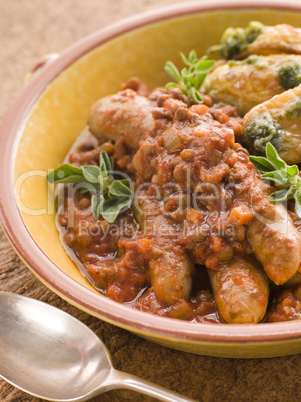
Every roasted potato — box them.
[202,54,301,116]
[243,84,301,163]
[207,21,301,60]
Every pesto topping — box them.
[207,21,263,59]
[282,97,301,120]
[243,113,282,154]
[228,55,263,68]
[278,60,301,90]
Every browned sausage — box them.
[232,152,301,285]
[247,203,301,285]
[133,189,194,305]
[88,89,156,151]
[90,91,301,287]
[208,257,269,324]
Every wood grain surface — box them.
[1,1,301,401]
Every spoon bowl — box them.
[0,291,109,400]
[0,292,194,402]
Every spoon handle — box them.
[103,368,197,402]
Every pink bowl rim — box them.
[2,0,301,345]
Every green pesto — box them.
[245,22,263,43]
[207,21,263,60]
[228,55,264,68]
[219,27,246,59]
[282,97,301,120]
[278,60,301,90]
[243,113,282,155]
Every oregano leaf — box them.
[165,51,215,104]
[91,194,104,219]
[100,150,114,173]
[294,191,301,219]
[269,187,293,202]
[266,143,286,170]
[100,197,132,223]
[82,165,101,183]
[47,164,84,184]
[109,180,133,198]
[249,156,276,173]
[47,150,134,223]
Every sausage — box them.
[133,189,194,305]
[87,88,301,308]
[88,88,156,151]
[89,90,194,305]
[89,90,301,287]
[232,154,301,285]
[149,239,194,306]
[247,203,301,285]
[208,257,269,324]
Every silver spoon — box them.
[0,291,196,402]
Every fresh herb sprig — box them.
[47,151,133,223]
[164,50,215,104]
[249,142,301,217]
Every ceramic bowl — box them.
[2,0,301,358]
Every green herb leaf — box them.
[287,164,299,177]
[195,58,216,72]
[99,154,108,178]
[294,191,301,219]
[266,142,286,170]
[78,182,100,194]
[190,87,203,104]
[250,142,301,215]
[165,51,215,104]
[188,50,197,64]
[91,194,104,219]
[269,187,293,202]
[47,150,133,223]
[118,179,131,187]
[82,165,101,183]
[164,61,182,83]
[109,180,133,198]
[100,150,114,173]
[47,164,84,184]
[261,171,288,185]
[165,82,184,91]
[249,156,276,173]
[101,197,132,223]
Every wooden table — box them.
[1,1,301,401]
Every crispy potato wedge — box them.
[202,54,301,116]
[207,22,301,60]
[243,84,301,163]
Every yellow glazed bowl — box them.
[2,0,301,358]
